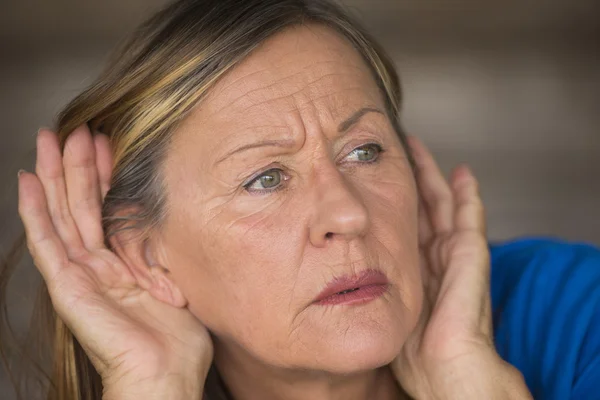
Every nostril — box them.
[325,232,333,239]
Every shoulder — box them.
[490,236,599,277]
[489,237,600,308]
[489,237,600,399]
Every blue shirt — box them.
[490,237,600,399]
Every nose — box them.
[308,161,370,247]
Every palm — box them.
[18,127,212,383]
[57,255,208,378]
[392,137,493,396]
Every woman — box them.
[3,0,599,399]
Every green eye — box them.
[245,168,284,192]
[348,143,382,162]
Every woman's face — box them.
[158,24,422,373]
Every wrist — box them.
[103,380,200,400]
[420,350,531,400]
[102,367,210,400]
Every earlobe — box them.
[143,237,189,308]
[109,231,188,308]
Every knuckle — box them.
[69,252,87,265]
[72,197,100,215]
[68,246,91,264]
[52,203,72,222]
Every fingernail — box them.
[37,127,51,135]
[18,169,25,177]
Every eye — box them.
[244,168,286,193]
[346,143,383,163]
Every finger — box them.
[63,125,105,250]
[94,133,112,200]
[435,231,491,326]
[18,171,69,283]
[451,165,486,234]
[35,129,85,257]
[408,136,454,235]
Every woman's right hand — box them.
[18,126,213,399]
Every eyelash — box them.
[243,142,385,194]
[346,142,385,164]
[243,167,289,195]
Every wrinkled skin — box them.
[158,25,422,374]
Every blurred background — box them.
[1,0,599,397]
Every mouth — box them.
[314,269,389,306]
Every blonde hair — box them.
[0,0,407,399]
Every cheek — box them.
[366,168,418,256]
[360,153,418,250]
[361,162,422,316]
[220,198,304,284]
[165,194,307,336]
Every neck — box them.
[212,339,406,400]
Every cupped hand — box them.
[18,126,212,397]
[392,137,527,399]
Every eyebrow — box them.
[337,107,384,133]
[216,106,384,164]
[215,138,297,164]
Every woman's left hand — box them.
[391,137,531,399]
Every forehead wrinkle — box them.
[213,72,343,123]
[234,69,374,126]
[210,56,368,119]
[293,86,378,120]
[213,56,348,101]
[209,64,275,101]
[185,28,386,172]
[211,70,306,118]
[209,105,307,168]
[289,83,383,143]
[209,55,353,117]
[217,88,383,163]
[185,86,383,174]
[234,89,298,120]
[208,33,312,98]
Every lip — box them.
[314,269,389,306]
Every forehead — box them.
[173,24,385,152]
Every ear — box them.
[109,229,188,308]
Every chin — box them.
[327,329,404,374]
[295,302,410,374]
